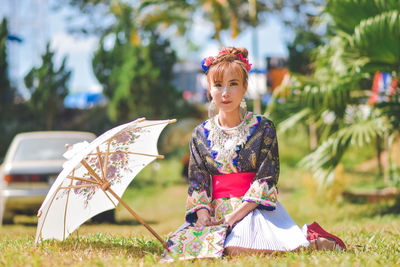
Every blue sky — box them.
[2,2,290,95]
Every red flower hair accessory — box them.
[237,53,252,72]
[218,50,252,72]
[204,56,214,67]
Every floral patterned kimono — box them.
[184,112,309,251]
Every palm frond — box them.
[277,108,312,133]
[300,78,354,113]
[292,34,373,115]
[138,9,189,32]
[299,113,389,186]
[291,71,367,116]
[351,10,400,72]
[313,35,369,78]
[140,0,192,11]
[326,0,400,34]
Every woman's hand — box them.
[214,213,237,229]
[195,209,211,227]
[217,202,259,229]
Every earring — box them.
[208,100,217,118]
[239,98,247,121]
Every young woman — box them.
[180,47,345,256]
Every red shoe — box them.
[306,222,346,250]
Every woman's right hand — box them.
[195,209,211,227]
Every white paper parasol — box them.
[35,118,175,247]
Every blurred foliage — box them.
[0,18,13,110]
[1,1,206,161]
[182,0,276,43]
[59,106,114,136]
[0,18,16,162]
[0,19,43,161]
[1,1,332,159]
[269,0,400,187]
[283,0,327,75]
[279,0,325,26]
[24,43,71,130]
[63,0,293,46]
[287,30,324,75]
[92,3,199,123]
[160,117,203,155]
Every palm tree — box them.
[138,0,193,36]
[269,0,400,186]
[141,0,274,47]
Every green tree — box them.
[0,17,16,161]
[269,0,400,186]
[0,18,14,116]
[0,18,35,161]
[277,0,327,75]
[24,43,71,130]
[92,4,193,122]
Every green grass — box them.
[1,130,400,266]
[2,178,400,266]
[130,156,184,188]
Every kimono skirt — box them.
[212,172,310,251]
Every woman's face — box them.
[209,65,247,115]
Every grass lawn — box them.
[1,130,399,266]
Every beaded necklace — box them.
[208,113,252,173]
[214,116,245,151]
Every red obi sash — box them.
[212,172,256,199]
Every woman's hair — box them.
[205,47,250,100]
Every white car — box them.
[0,131,96,225]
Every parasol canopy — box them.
[35,118,175,247]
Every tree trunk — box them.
[376,134,383,177]
[384,133,393,185]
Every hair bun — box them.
[212,46,252,72]
[236,47,248,58]
[219,47,248,58]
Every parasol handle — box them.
[105,187,167,249]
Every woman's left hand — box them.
[222,213,237,229]
[214,213,237,229]
[215,201,259,229]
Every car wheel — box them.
[1,212,14,224]
[92,209,116,223]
